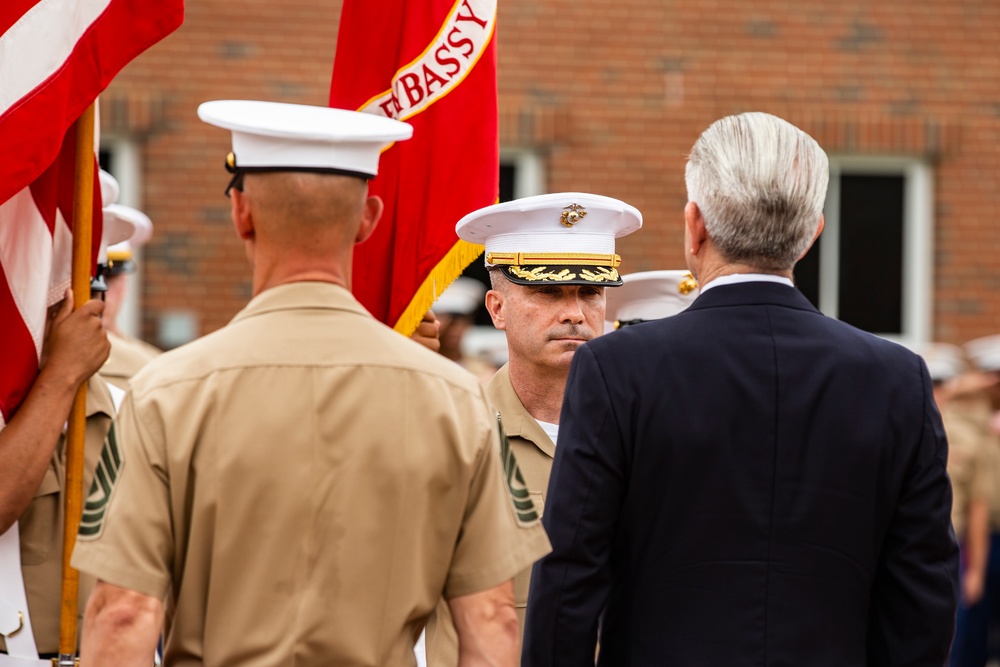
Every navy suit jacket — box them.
[523,282,959,667]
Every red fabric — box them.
[0,0,184,425]
[0,265,36,422]
[0,128,102,417]
[0,0,185,204]
[330,0,498,326]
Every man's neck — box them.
[507,359,569,424]
[254,270,349,295]
[252,250,352,295]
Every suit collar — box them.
[687,281,818,314]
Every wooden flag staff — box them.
[57,102,97,667]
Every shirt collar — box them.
[230,281,369,324]
[85,375,116,419]
[698,273,794,293]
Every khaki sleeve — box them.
[443,396,551,599]
[71,390,173,600]
[970,431,1000,503]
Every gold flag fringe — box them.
[393,239,485,337]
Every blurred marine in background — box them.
[99,202,161,390]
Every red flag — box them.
[330,0,498,334]
[0,0,184,428]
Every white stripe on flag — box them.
[0,189,54,360]
[0,0,114,114]
[50,210,73,307]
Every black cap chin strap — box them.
[223,152,372,196]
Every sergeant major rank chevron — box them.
[497,413,540,527]
[78,423,125,540]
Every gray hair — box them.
[487,267,507,292]
[685,112,829,271]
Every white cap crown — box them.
[605,270,699,327]
[198,100,413,179]
[966,335,1000,372]
[433,277,486,316]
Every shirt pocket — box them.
[528,491,544,518]
[19,469,60,566]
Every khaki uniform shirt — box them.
[0,377,114,655]
[946,396,1000,530]
[101,332,161,390]
[72,282,550,667]
[426,363,554,665]
[943,399,996,540]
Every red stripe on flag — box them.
[0,1,42,35]
[0,262,40,422]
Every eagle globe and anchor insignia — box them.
[560,203,587,227]
[678,271,698,295]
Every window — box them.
[99,138,149,339]
[794,157,933,342]
[499,150,544,203]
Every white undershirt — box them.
[537,420,559,446]
[698,273,794,293]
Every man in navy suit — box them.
[523,112,959,666]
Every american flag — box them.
[0,0,184,429]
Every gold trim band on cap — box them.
[486,252,621,268]
[106,249,134,262]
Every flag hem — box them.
[392,239,484,337]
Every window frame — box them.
[820,155,934,344]
[99,136,145,339]
[499,149,544,199]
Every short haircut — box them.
[685,112,829,271]
[487,267,507,292]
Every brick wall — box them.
[106,0,1000,345]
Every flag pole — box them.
[58,101,97,666]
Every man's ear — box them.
[797,215,825,261]
[684,201,708,257]
[355,195,384,245]
[230,189,254,240]
[484,289,506,331]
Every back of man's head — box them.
[243,171,367,253]
[685,112,829,271]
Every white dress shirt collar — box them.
[699,273,794,293]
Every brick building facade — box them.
[103,0,1000,347]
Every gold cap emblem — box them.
[678,271,698,295]
[225,152,237,173]
[560,203,587,227]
